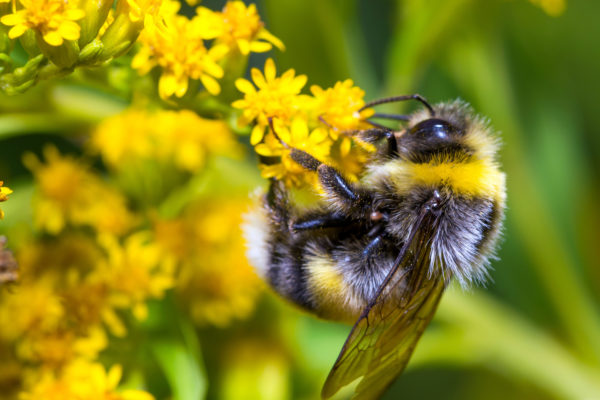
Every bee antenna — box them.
[268,117,291,149]
[360,94,435,117]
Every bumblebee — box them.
[244,96,506,400]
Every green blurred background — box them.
[1,0,600,399]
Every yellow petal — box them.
[58,21,81,41]
[340,137,351,156]
[264,58,276,81]
[107,364,123,389]
[1,13,23,26]
[203,60,224,79]
[291,118,308,142]
[158,73,178,99]
[258,29,285,51]
[7,24,28,39]
[237,38,250,55]
[249,40,272,53]
[235,78,256,95]
[64,8,85,20]
[311,127,329,142]
[43,31,64,46]
[201,75,221,95]
[251,67,266,89]
[250,125,265,145]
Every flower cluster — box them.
[91,108,240,172]
[154,198,261,327]
[0,0,281,98]
[234,58,375,188]
[133,1,283,100]
[0,181,11,219]
[0,99,258,396]
[21,360,154,400]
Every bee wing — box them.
[322,208,448,400]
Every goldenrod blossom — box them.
[132,11,228,99]
[0,0,85,46]
[155,199,261,327]
[310,79,374,134]
[214,1,284,55]
[91,109,240,172]
[233,58,308,145]
[20,359,154,400]
[123,0,165,23]
[97,232,175,327]
[255,118,330,188]
[23,146,135,235]
[0,181,12,219]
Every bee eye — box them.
[409,118,459,140]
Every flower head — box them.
[0,0,85,46]
[0,181,12,219]
[96,232,175,326]
[233,58,308,144]
[132,11,228,99]
[20,359,154,400]
[23,146,135,235]
[255,118,331,187]
[91,109,240,172]
[154,198,261,327]
[310,79,374,134]
[214,1,284,55]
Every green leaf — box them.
[151,336,207,400]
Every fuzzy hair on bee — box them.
[243,98,506,400]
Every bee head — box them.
[399,117,470,163]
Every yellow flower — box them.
[329,138,373,183]
[255,118,331,188]
[214,1,284,55]
[0,181,12,219]
[232,58,308,145]
[132,12,228,99]
[150,109,241,171]
[154,199,262,327]
[91,109,241,172]
[123,0,164,23]
[3,234,109,365]
[97,232,175,328]
[0,275,64,343]
[310,79,374,134]
[20,359,154,400]
[23,146,135,235]
[0,0,85,46]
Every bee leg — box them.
[268,118,370,213]
[265,178,292,233]
[355,128,398,157]
[291,212,352,232]
[362,235,385,258]
[288,148,368,214]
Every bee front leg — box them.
[355,128,398,158]
[289,148,371,215]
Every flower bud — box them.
[78,0,114,47]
